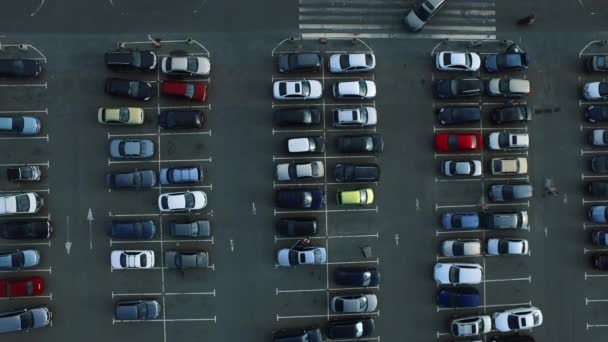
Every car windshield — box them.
[119,108,129,122]
[502,186,514,199]
[311,163,320,176]
[452,242,464,255]
[120,254,127,266]
[364,137,373,151]
[313,249,323,263]
[358,81,367,96]
[25,281,33,296]
[447,135,459,149]
[360,109,368,122]
[301,82,310,96]
[339,55,350,69]
[497,240,509,254]
[132,172,142,186]
[365,54,373,66]
[357,296,368,310]
[16,194,31,212]
[279,83,287,95]
[452,215,462,227]
[118,141,126,155]
[498,134,510,147]
[131,51,142,67]
[140,253,147,267]
[360,190,367,203]
[187,57,198,72]
[600,83,608,96]
[448,266,460,282]
[129,81,139,96]
[303,192,312,207]
[499,79,510,93]
[185,84,195,98]
[308,138,316,151]
[184,193,195,208]
[413,2,432,21]
[507,315,520,328]
[20,311,34,330]
[443,54,452,66]
[302,111,312,124]
[137,303,148,319]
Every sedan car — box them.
[451,315,491,338]
[109,139,154,159]
[0,250,40,269]
[336,188,374,205]
[404,0,446,31]
[327,318,375,339]
[334,268,380,287]
[165,250,208,269]
[336,134,384,153]
[110,250,155,269]
[328,53,376,73]
[275,189,325,209]
[97,107,144,125]
[589,205,608,223]
[159,110,203,129]
[0,306,51,333]
[484,52,530,72]
[434,77,484,98]
[588,182,608,196]
[276,218,318,237]
[159,165,203,185]
[276,161,324,181]
[493,307,543,332]
[170,220,211,238]
[333,107,377,127]
[437,287,481,308]
[590,129,608,146]
[273,80,323,100]
[487,132,529,150]
[330,294,378,313]
[487,238,529,256]
[0,221,52,239]
[105,78,153,101]
[435,51,481,71]
[273,107,321,126]
[587,55,608,72]
[6,165,41,182]
[105,170,156,189]
[441,239,482,257]
[485,211,530,230]
[585,105,608,123]
[592,156,608,173]
[435,133,482,152]
[442,160,482,176]
[491,105,532,123]
[115,300,160,320]
[583,82,608,100]
[332,80,376,99]
[333,163,380,182]
[158,191,207,212]
[106,220,156,239]
[594,253,608,270]
[277,246,327,266]
[161,56,210,77]
[104,49,157,71]
[487,78,530,97]
[0,277,44,297]
[592,229,608,246]
[0,59,43,78]
[441,212,480,230]
[287,136,325,153]
[491,157,528,175]
[434,263,483,285]
[437,106,481,125]
[0,116,41,135]
[488,184,533,202]
[277,52,321,73]
[162,80,207,101]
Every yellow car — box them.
[336,188,374,205]
[98,107,144,125]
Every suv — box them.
[106,220,156,239]
[277,53,321,73]
[6,165,41,182]
[105,170,157,189]
[287,137,325,153]
[491,157,528,175]
[485,211,529,230]
[104,50,157,71]
[437,106,481,125]
[170,220,211,238]
[0,221,53,239]
[332,107,377,127]
[105,78,153,101]
[272,327,322,342]
[273,108,321,126]
[276,218,318,236]
[0,116,41,135]
[450,315,492,337]
[0,306,51,333]
[333,164,380,182]
[159,110,203,129]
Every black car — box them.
[336,134,384,153]
[592,229,608,246]
[104,50,157,71]
[327,318,375,339]
[273,108,321,126]
[105,170,157,189]
[484,52,530,72]
[592,156,608,173]
[433,77,484,98]
[170,220,211,238]
[6,165,42,182]
[277,218,318,236]
[276,189,325,209]
[488,333,536,342]
[105,78,153,101]
[106,220,156,239]
[585,105,608,123]
[273,326,322,342]
[0,59,42,78]
[436,106,481,125]
[159,110,203,129]
[587,182,608,196]
[491,105,532,123]
[587,55,608,72]
[277,53,321,73]
[333,164,380,182]
[0,221,52,239]
[593,254,608,271]
[334,267,380,287]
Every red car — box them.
[162,81,207,102]
[435,133,482,152]
[0,277,44,297]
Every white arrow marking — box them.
[65,216,71,255]
[87,209,94,250]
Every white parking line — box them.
[582,149,608,155]
[435,152,481,158]
[274,207,378,215]
[141,105,211,111]
[484,176,530,182]
[276,311,379,321]
[273,181,378,188]
[0,214,50,221]
[585,272,608,279]
[0,189,50,194]
[0,241,51,247]
[113,317,216,324]
[0,161,49,167]
[150,184,213,191]
[273,128,325,135]
[108,131,212,138]
[108,212,160,217]
[271,75,374,82]
[581,100,608,107]
[276,286,379,294]
[435,177,481,183]
[275,233,378,242]
[436,254,483,260]
[0,83,47,88]
[436,229,498,235]
[0,267,51,274]
[584,247,608,254]
[584,223,608,230]
[112,290,215,297]
[0,109,47,114]
[108,157,212,165]
[586,297,608,305]
[326,259,379,266]
[582,173,608,180]
[435,201,530,211]
[581,124,608,131]
[433,126,527,132]
[0,134,49,141]
[587,323,608,329]
[110,237,213,245]
[488,150,529,156]
[273,155,376,161]
[583,198,608,204]
[436,301,532,311]
[483,276,532,283]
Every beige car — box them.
[98,107,144,125]
[491,157,528,175]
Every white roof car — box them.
[583,82,608,100]
[450,315,491,337]
[442,160,482,176]
[333,107,377,127]
[158,191,207,212]
[0,193,43,216]
[434,263,483,285]
[487,78,530,97]
[591,129,608,146]
[441,239,482,257]
[328,53,376,73]
[161,56,210,76]
[493,307,543,332]
[491,157,528,175]
[277,247,327,266]
[404,0,446,31]
[487,238,529,256]
[276,161,324,181]
[333,80,376,99]
[436,52,481,71]
[287,136,324,153]
[487,132,529,150]
[273,80,323,100]
[111,250,155,269]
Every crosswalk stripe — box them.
[299,7,405,14]
[299,23,495,32]
[301,32,497,40]
[298,0,495,6]
[441,9,496,16]
[299,15,496,24]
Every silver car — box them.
[330,294,378,313]
[276,161,324,181]
[441,239,482,257]
[109,139,154,159]
[328,53,376,73]
[450,315,491,337]
[488,184,533,202]
[0,249,40,269]
[404,0,446,31]
[487,238,529,256]
[0,116,41,135]
[442,160,482,176]
[0,306,51,333]
[590,129,608,146]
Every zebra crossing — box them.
[298,0,496,40]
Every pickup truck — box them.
[6,166,41,182]
[0,193,43,216]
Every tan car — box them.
[98,107,144,125]
[491,157,528,175]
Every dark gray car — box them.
[105,170,157,189]
[114,300,160,321]
[170,220,210,238]
[0,306,51,333]
[488,184,533,202]
[164,250,208,269]
[0,249,40,269]
[109,139,154,159]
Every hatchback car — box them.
[0,306,51,333]
[110,250,155,269]
[590,129,608,146]
[436,287,480,308]
[328,53,376,73]
[273,80,323,100]
[484,52,530,72]
[276,189,325,209]
[333,163,380,182]
[491,157,528,175]
[587,55,608,72]
[104,50,157,71]
[277,246,327,266]
[592,229,608,246]
[0,250,40,269]
[0,116,41,135]
[434,263,483,285]
[165,250,209,269]
[277,53,321,73]
[589,205,608,223]
[6,165,41,182]
[327,318,375,339]
[331,294,378,313]
[441,212,480,230]
[273,108,321,126]
[162,80,207,101]
[158,191,207,212]
[586,105,608,123]
[485,211,529,230]
[105,78,153,101]
[487,132,529,150]
[159,110,203,129]
[333,80,376,100]
[336,188,374,205]
[109,139,154,159]
[434,77,484,98]
[488,184,533,202]
[106,220,156,239]
[593,253,608,270]
[336,134,384,153]
[437,106,481,125]
[442,160,482,176]
[491,105,532,123]
[493,307,543,332]
[0,221,52,239]
[161,56,210,77]
[97,107,144,125]
[159,165,203,185]
[272,327,322,342]
[450,315,492,337]
[115,300,160,320]
[487,78,530,97]
[441,239,482,257]
[435,133,482,152]
[334,267,380,287]
[170,220,211,238]
[0,277,44,297]
[332,107,377,127]
[487,238,529,256]
[105,170,156,189]
[583,82,608,100]
[276,218,318,236]
[404,0,446,31]
[0,59,43,78]
[592,156,608,173]
[435,51,481,71]
[287,137,325,153]
[276,161,324,181]
[588,182,608,196]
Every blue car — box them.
[441,212,480,229]
[589,206,608,223]
[106,220,156,239]
[484,53,530,73]
[437,288,480,308]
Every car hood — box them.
[277,249,291,266]
[22,250,40,267]
[484,55,498,71]
[584,82,601,99]
[21,117,41,135]
[364,107,378,125]
[434,263,451,284]
[488,78,501,94]
[328,54,341,71]
[197,57,211,75]
[405,10,424,31]
[487,132,500,149]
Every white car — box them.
[158,191,207,212]
[435,52,481,71]
[332,107,377,127]
[493,307,543,332]
[0,192,44,216]
[486,238,529,256]
[590,129,608,146]
[491,157,528,175]
[276,161,324,181]
[277,246,327,267]
[111,250,155,269]
[328,53,376,73]
[442,160,482,176]
[287,136,325,153]
[404,0,446,31]
[450,315,491,337]
[434,263,483,285]
[333,80,376,99]
[441,239,482,257]
[273,80,323,100]
[161,56,210,77]
[487,132,529,150]
[583,82,608,100]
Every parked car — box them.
[337,134,384,153]
[491,105,532,123]
[488,184,533,202]
[493,307,543,332]
[437,106,481,125]
[162,80,207,101]
[170,220,211,238]
[0,306,51,333]
[328,53,376,73]
[277,246,327,266]
[273,108,321,126]
[491,157,528,175]
[442,160,482,176]
[0,116,41,135]
[105,78,153,101]
[97,107,144,125]
[105,170,156,189]
[434,77,484,98]
[115,300,160,320]
[590,129,608,146]
[487,132,529,150]
[331,294,377,313]
[327,318,375,339]
[161,56,210,77]
[104,49,157,71]
[110,250,155,269]
[158,191,207,212]
[588,205,608,223]
[586,105,608,123]
[333,163,380,182]
[159,165,203,185]
[441,239,482,257]
[6,165,41,182]
[276,161,324,181]
[441,212,480,230]
[435,133,482,152]
[106,220,156,239]
[435,51,481,71]
[592,229,608,246]
[0,277,44,297]
[587,55,608,72]
[436,287,480,308]
[434,263,483,285]
[334,267,380,287]
[487,238,529,256]
[272,326,322,342]
[484,211,529,230]
[588,182,608,196]
[287,136,325,153]
[591,156,608,173]
[484,52,530,72]
[450,315,492,337]
[487,78,530,97]
[0,193,44,216]
[0,221,52,239]
[488,334,536,342]
[273,80,323,100]
[276,189,325,209]
[164,250,209,269]
[583,82,608,100]
[593,253,608,270]
[333,80,376,99]
[159,110,203,129]
[0,59,43,78]
[277,53,321,73]
[109,139,154,159]
[336,188,374,205]
[0,250,40,269]
[276,218,318,236]
[332,107,377,127]
[404,0,446,31]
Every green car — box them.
[336,188,374,205]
